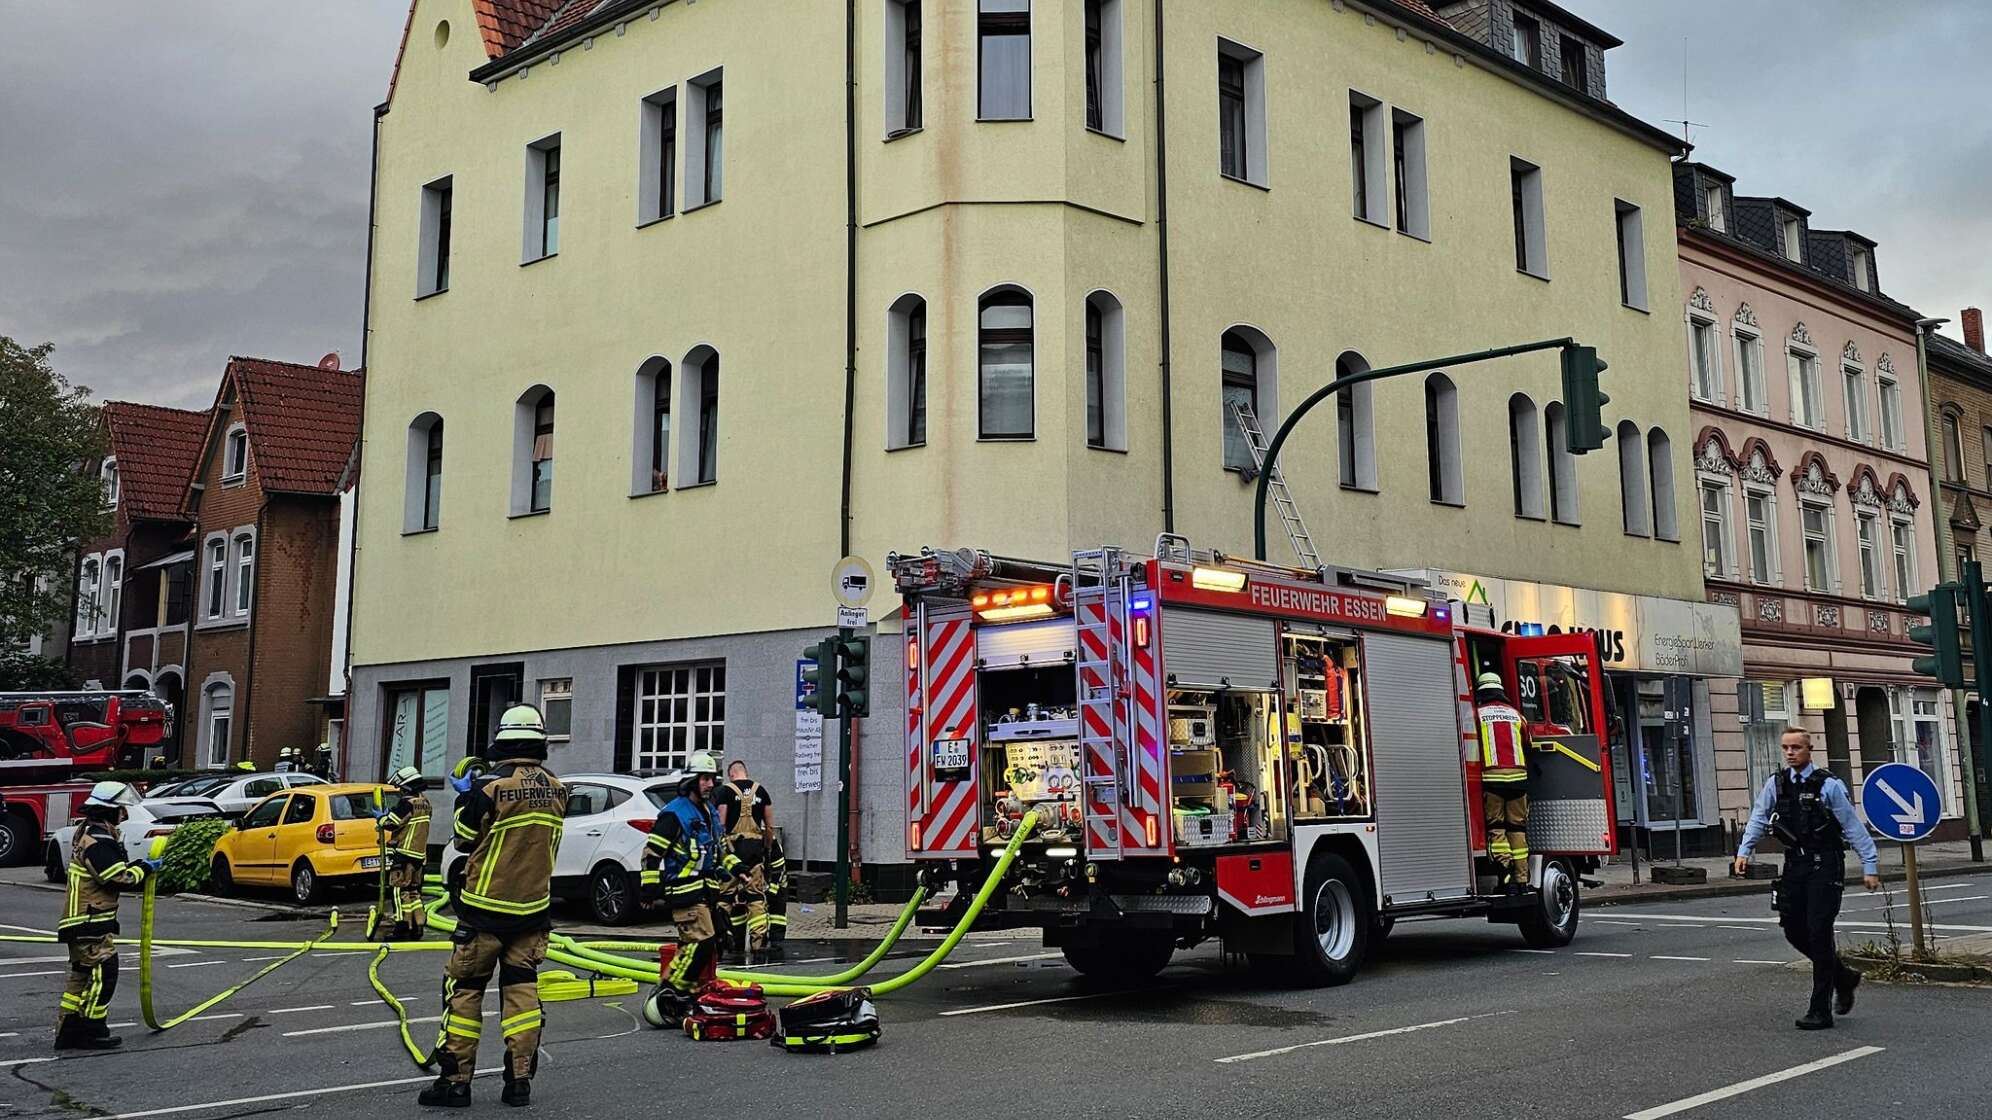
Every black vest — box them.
[1771,770,1842,854]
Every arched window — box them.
[1221,331,1256,470]
[1085,290,1126,451]
[1509,393,1544,518]
[223,424,249,482]
[1545,401,1578,524]
[1335,351,1376,491]
[979,287,1034,439]
[680,346,721,485]
[1424,373,1461,504]
[101,458,120,509]
[631,359,672,493]
[202,681,234,769]
[1617,419,1648,536]
[885,296,927,450]
[511,386,555,515]
[404,413,444,531]
[1648,428,1678,540]
[1942,411,1964,482]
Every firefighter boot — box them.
[418,1078,471,1108]
[53,1017,121,1051]
[501,1078,532,1108]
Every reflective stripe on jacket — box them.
[452,761,566,930]
[60,824,142,941]
[381,792,433,863]
[642,794,739,900]
[1478,702,1527,777]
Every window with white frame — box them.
[1890,688,1948,805]
[1704,185,1726,232]
[639,88,677,224]
[885,297,927,451]
[233,532,254,616]
[630,359,671,494]
[204,536,227,620]
[885,1,924,136]
[418,176,452,295]
[522,134,560,261]
[1615,200,1647,310]
[540,678,573,742]
[979,288,1034,439]
[1877,369,1902,451]
[75,556,101,638]
[99,551,122,636]
[1510,157,1547,278]
[630,663,724,770]
[1742,680,1791,794]
[1801,500,1834,592]
[1545,402,1578,524]
[1843,360,1869,443]
[1943,413,1964,482]
[1855,510,1883,600]
[1083,0,1123,137]
[1085,291,1126,451]
[1392,109,1428,239]
[1892,515,1915,605]
[1217,39,1267,187]
[1733,326,1766,414]
[1649,429,1678,540]
[1336,352,1377,492]
[203,682,233,769]
[101,458,120,510]
[977,0,1031,121]
[1349,92,1387,225]
[1781,217,1804,262]
[687,72,723,206]
[1852,248,1873,292]
[682,347,721,485]
[1688,314,1721,402]
[1744,487,1778,584]
[1617,420,1647,536]
[404,413,444,532]
[223,424,249,482]
[1788,346,1823,429]
[1425,373,1462,505]
[1218,327,1278,472]
[1699,478,1733,577]
[1509,393,1545,519]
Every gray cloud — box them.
[1562,0,1992,341]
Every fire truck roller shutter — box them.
[1161,611,1279,690]
[1362,632,1474,904]
[974,618,1077,670]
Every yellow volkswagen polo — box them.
[209,782,398,903]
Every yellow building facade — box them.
[353,0,1719,869]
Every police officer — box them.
[642,752,743,1011]
[1734,726,1881,1030]
[377,765,433,941]
[1474,672,1531,889]
[420,705,567,1109]
[715,760,776,962]
[55,782,153,1050]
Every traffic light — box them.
[1560,344,1612,452]
[1908,583,1967,687]
[832,634,870,718]
[800,640,838,719]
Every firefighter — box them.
[274,746,298,773]
[377,765,432,941]
[312,740,335,779]
[642,751,744,1010]
[764,830,790,959]
[715,760,775,961]
[1474,672,1531,889]
[55,782,153,1051]
[420,704,567,1109]
[1734,726,1880,1030]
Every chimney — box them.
[1964,308,1985,355]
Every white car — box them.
[43,798,227,882]
[442,771,680,925]
[151,772,327,818]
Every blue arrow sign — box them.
[1859,762,1942,843]
[796,658,819,712]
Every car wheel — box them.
[291,860,319,905]
[0,812,30,867]
[589,864,637,926]
[1518,858,1580,948]
[1288,850,1372,988]
[45,842,65,884]
[210,856,234,895]
[1060,934,1173,986]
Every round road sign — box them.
[1859,761,1942,843]
[832,555,876,609]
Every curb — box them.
[1592,861,1983,908]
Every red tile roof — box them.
[473,0,566,59]
[214,357,365,496]
[101,402,209,522]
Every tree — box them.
[0,338,109,650]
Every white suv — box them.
[442,771,681,925]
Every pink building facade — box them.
[1673,162,1966,842]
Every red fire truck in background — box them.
[0,691,171,865]
[889,535,1616,987]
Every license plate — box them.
[932,738,971,771]
[360,856,381,870]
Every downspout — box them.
[839,0,859,558]
[341,105,384,780]
[1152,0,1175,532]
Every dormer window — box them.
[223,424,249,482]
[1558,34,1587,90]
[1852,247,1873,292]
[1781,218,1803,262]
[1510,13,1541,68]
[100,458,120,509]
[1704,185,1725,231]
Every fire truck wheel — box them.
[1060,935,1173,986]
[44,841,65,883]
[0,812,29,867]
[1518,859,1580,948]
[1291,851,1371,987]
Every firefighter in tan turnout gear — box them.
[715,759,775,961]
[642,751,744,1015]
[378,764,433,941]
[421,705,567,1109]
[1475,672,1532,888]
[55,782,152,1050]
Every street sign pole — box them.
[833,626,853,931]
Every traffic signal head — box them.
[1908,583,1967,687]
[800,640,837,718]
[833,634,870,718]
[1560,344,1612,453]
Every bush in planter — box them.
[154,818,231,895]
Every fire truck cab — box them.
[0,691,169,769]
[890,536,1616,987]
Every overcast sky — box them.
[2,1,1987,409]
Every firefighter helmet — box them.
[686,751,720,777]
[83,781,141,815]
[390,765,424,790]
[495,704,547,742]
[1476,672,1506,693]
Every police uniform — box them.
[56,792,147,1050]
[643,763,742,997]
[1476,682,1530,885]
[424,707,566,1109]
[1737,762,1879,1027]
[715,778,773,955]
[379,782,433,940]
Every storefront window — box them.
[1741,680,1790,795]
[1633,678,1698,823]
[384,684,449,779]
[1891,687,1947,806]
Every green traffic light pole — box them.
[1252,336,1579,560]
[1966,562,1991,862]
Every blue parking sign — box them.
[1859,762,1941,843]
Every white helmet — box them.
[390,765,425,790]
[495,703,547,742]
[84,781,141,813]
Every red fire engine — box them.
[0,691,171,866]
[889,536,1616,986]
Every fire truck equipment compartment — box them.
[1160,611,1279,689]
[1362,632,1474,903]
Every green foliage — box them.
[155,818,231,895]
[0,338,111,649]
[0,651,80,691]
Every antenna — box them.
[1662,37,1706,150]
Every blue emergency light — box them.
[1517,622,1545,637]
[1130,596,1153,612]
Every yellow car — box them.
[209,782,398,903]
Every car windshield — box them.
[329,793,385,821]
[644,785,676,811]
[170,777,231,796]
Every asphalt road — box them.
[2,875,1988,1120]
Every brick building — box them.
[1924,306,1992,838]
[181,357,363,770]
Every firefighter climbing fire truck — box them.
[889,536,1616,986]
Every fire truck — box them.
[888,536,1616,987]
[0,691,172,866]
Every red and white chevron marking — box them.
[905,631,922,842]
[1075,593,1119,854]
[1124,607,1169,856]
[920,616,980,854]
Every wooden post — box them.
[1903,841,1926,957]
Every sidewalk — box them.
[1589,839,1985,906]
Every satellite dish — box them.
[318,352,341,370]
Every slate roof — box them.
[206,357,365,497]
[100,402,209,522]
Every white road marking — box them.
[1844,894,1990,914]
[0,969,65,979]
[281,1008,495,1037]
[938,952,1064,970]
[267,1004,336,1015]
[168,960,226,969]
[99,1066,504,1120]
[0,923,57,935]
[186,1013,241,1023]
[1575,952,1632,958]
[1622,1045,1883,1120]
[240,955,288,962]
[1717,925,1770,933]
[1733,959,1789,965]
[1214,1011,1514,1064]
[1507,948,1557,955]
[0,1057,57,1069]
[1590,919,1643,927]
[7,947,186,966]
[1650,956,1710,962]
[0,1031,18,1038]
[1614,912,1992,933]
[939,990,1144,1017]
[350,995,423,1005]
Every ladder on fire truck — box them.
[1071,548,1126,858]
[1228,399,1322,571]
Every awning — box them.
[137,550,195,571]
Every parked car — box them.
[43,798,227,881]
[151,771,327,818]
[442,771,681,925]
[208,783,394,903]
